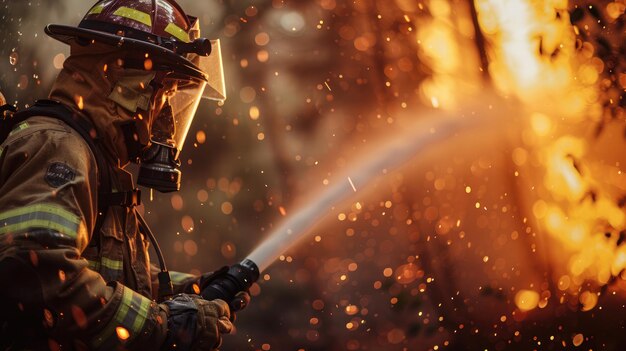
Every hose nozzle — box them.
[201,259,260,311]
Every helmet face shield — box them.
[150,39,225,152]
[190,39,227,102]
[138,76,206,193]
[151,77,207,151]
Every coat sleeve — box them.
[150,263,200,298]
[0,118,167,349]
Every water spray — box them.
[200,109,497,309]
[246,112,489,273]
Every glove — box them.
[160,294,233,351]
[198,267,252,313]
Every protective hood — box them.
[49,44,150,165]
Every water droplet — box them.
[9,52,18,65]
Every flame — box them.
[474,0,598,120]
[410,0,623,312]
[470,0,625,309]
[415,0,482,109]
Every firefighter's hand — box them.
[160,294,233,351]
[198,268,252,314]
[231,290,251,313]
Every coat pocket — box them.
[88,208,125,282]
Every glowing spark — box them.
[74,95,84,110]
[116,326,130,341]
[572,333,584,347]
[249,106,260,120]
[324,81,332,91]
[579,291,598,311]
[143,58,153,71]
[514,290,539,312]
[347,177,356,192]
[43,309,54,328]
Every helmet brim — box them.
[45,24,208,83]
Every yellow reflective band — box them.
[0,146,3,157]
[0,203,79,238]
[113,6,152,27]
[170,271,195,284]
[8,122,29,137]
[88,3,105,15]
[131,297,151,334]
[93,287,151,348]
[101,257,123,270]
[164,22,190,43]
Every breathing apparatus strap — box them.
[0,100,172,299]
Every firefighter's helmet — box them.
[48,0,201,82]
[45,0,227,193]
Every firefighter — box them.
[0,0,245,349]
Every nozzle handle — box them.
[201,259,259,311]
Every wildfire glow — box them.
[471,0,626,311]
